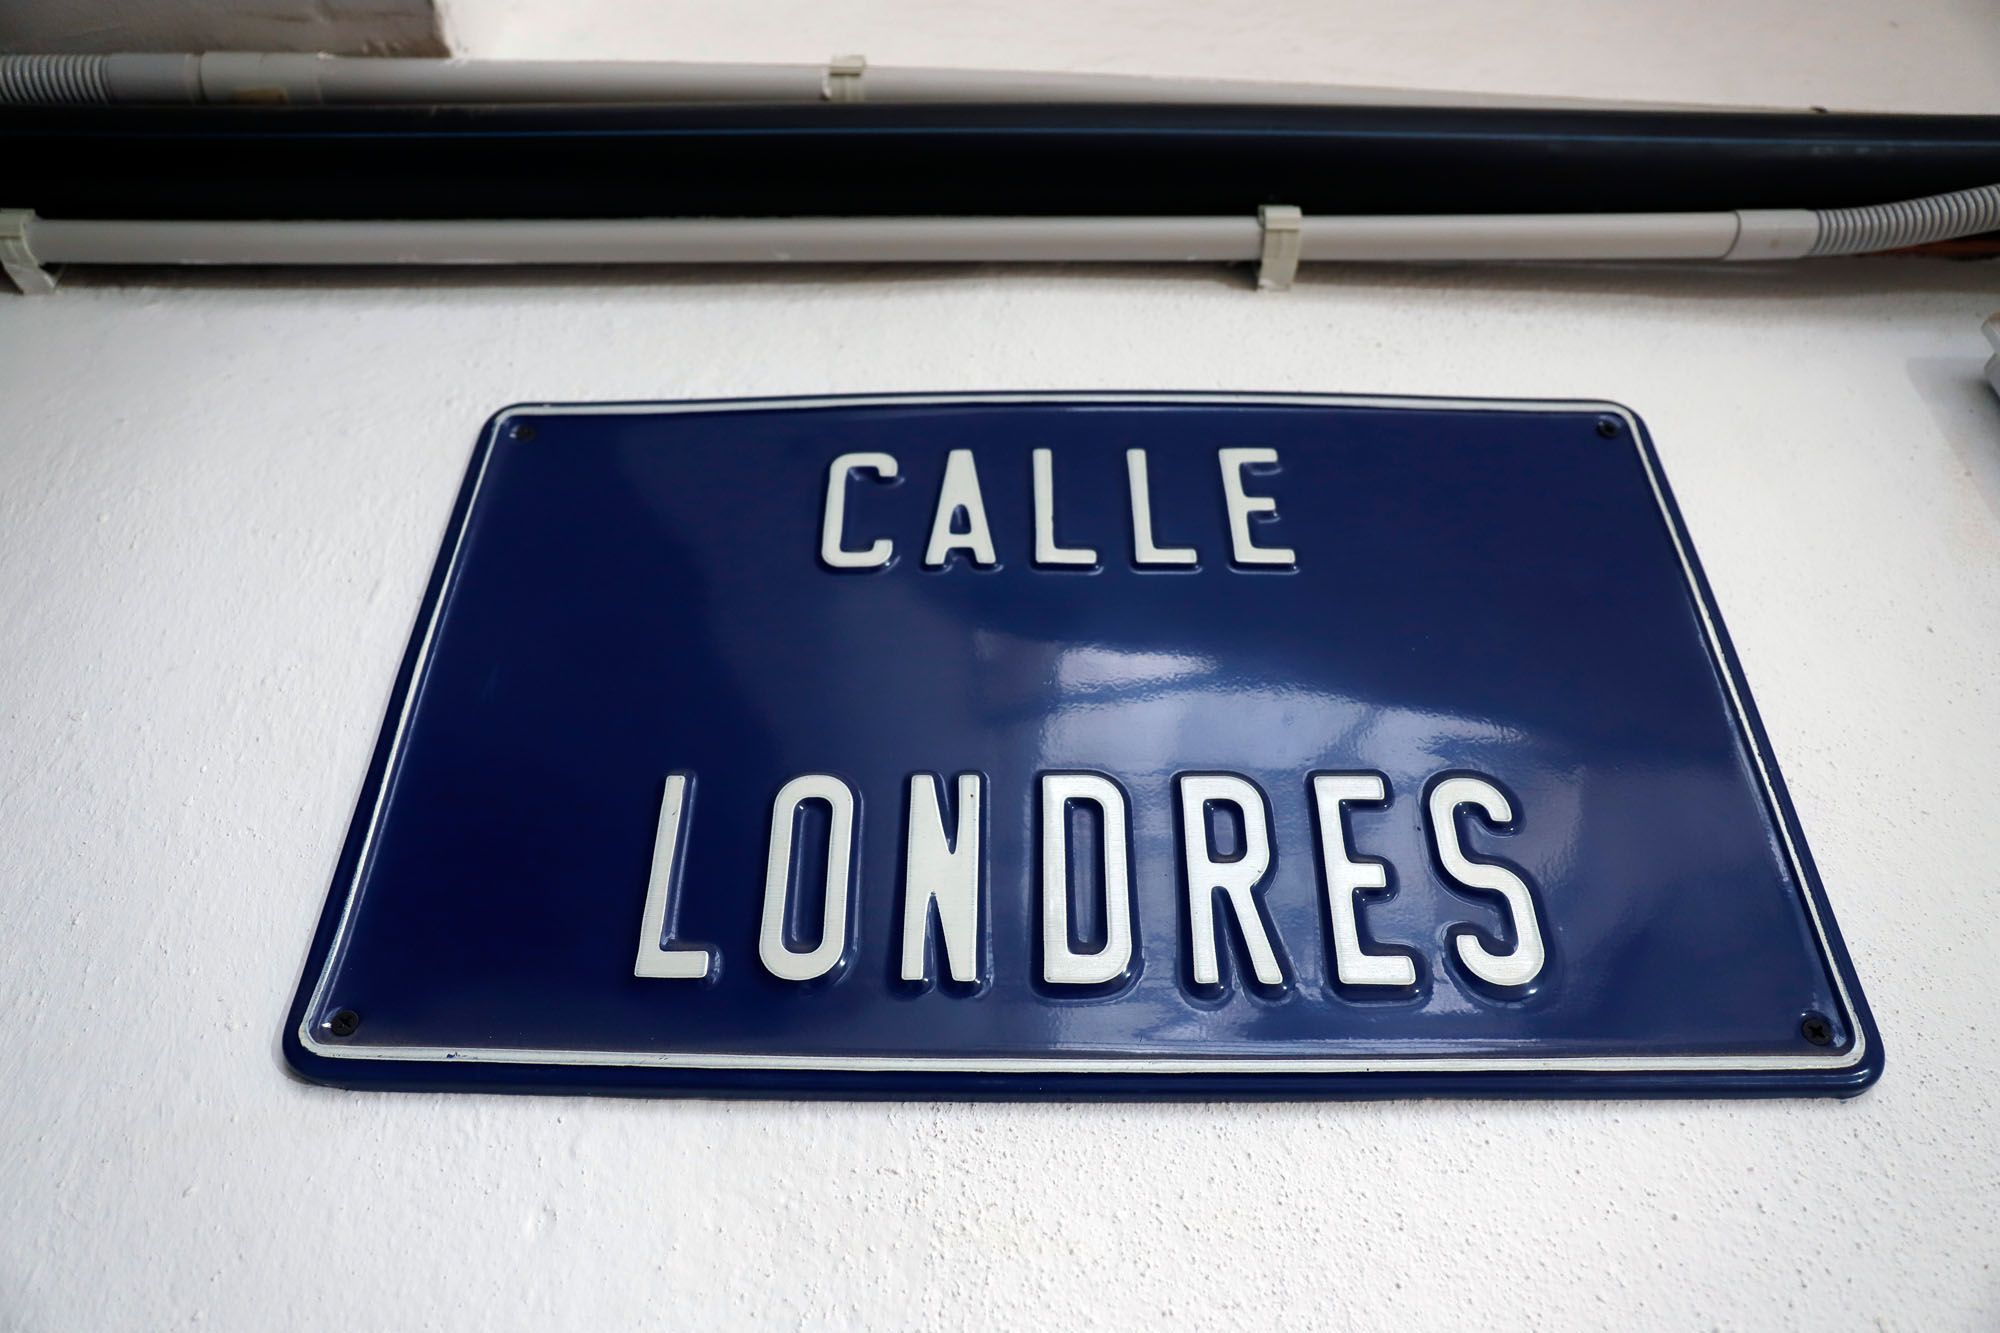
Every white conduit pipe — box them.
[4,185,1995,293]
[23,217,1267,267]
[0,52,1745,112]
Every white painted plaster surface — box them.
[445,0,2000,114]
[5,10,2000,1329]
[4,257,1998,1331]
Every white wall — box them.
[445,0,2000,114]
[5,8,2000,1332]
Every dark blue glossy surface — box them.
[284,394,1880,1097]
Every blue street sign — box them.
[285,394,1881,1097]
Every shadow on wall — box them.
[0,0,445,57]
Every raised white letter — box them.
[1126,449,1197,566]
[1310,773,1415,988]
[1033,448,1097,567]
[632,774,715,980]
[1428,775,1545,988]
[1177,774,1285,988]
[820,451,897,569]
[758,774,857,982]
[901,772,983,984]
[1041,773,1134,986]
[1218,447,1297,566]
[924,448,998,568]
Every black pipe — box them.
[7,103,2000,221]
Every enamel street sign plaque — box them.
[285,394,1881,1098]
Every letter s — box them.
[1427,775,1546,989]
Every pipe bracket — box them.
[0,209,54,294]
[1257,204,1303,290]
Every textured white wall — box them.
[5,8,2000,1331]
[5,259,1998,1331]
[445,0,2000,113]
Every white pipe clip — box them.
[1257,204,1303,291]
[824,55,867,103]
[0,209,53,294]
[1725,209,1819,261]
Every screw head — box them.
[1800,1013,1834,1046]
[328,1009,361,1038]
[1594,416,1621,438]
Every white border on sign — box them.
[298,393,1867,1076]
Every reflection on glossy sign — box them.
[285,394,1880,1098]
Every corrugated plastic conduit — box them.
[1810,183,2000,255]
